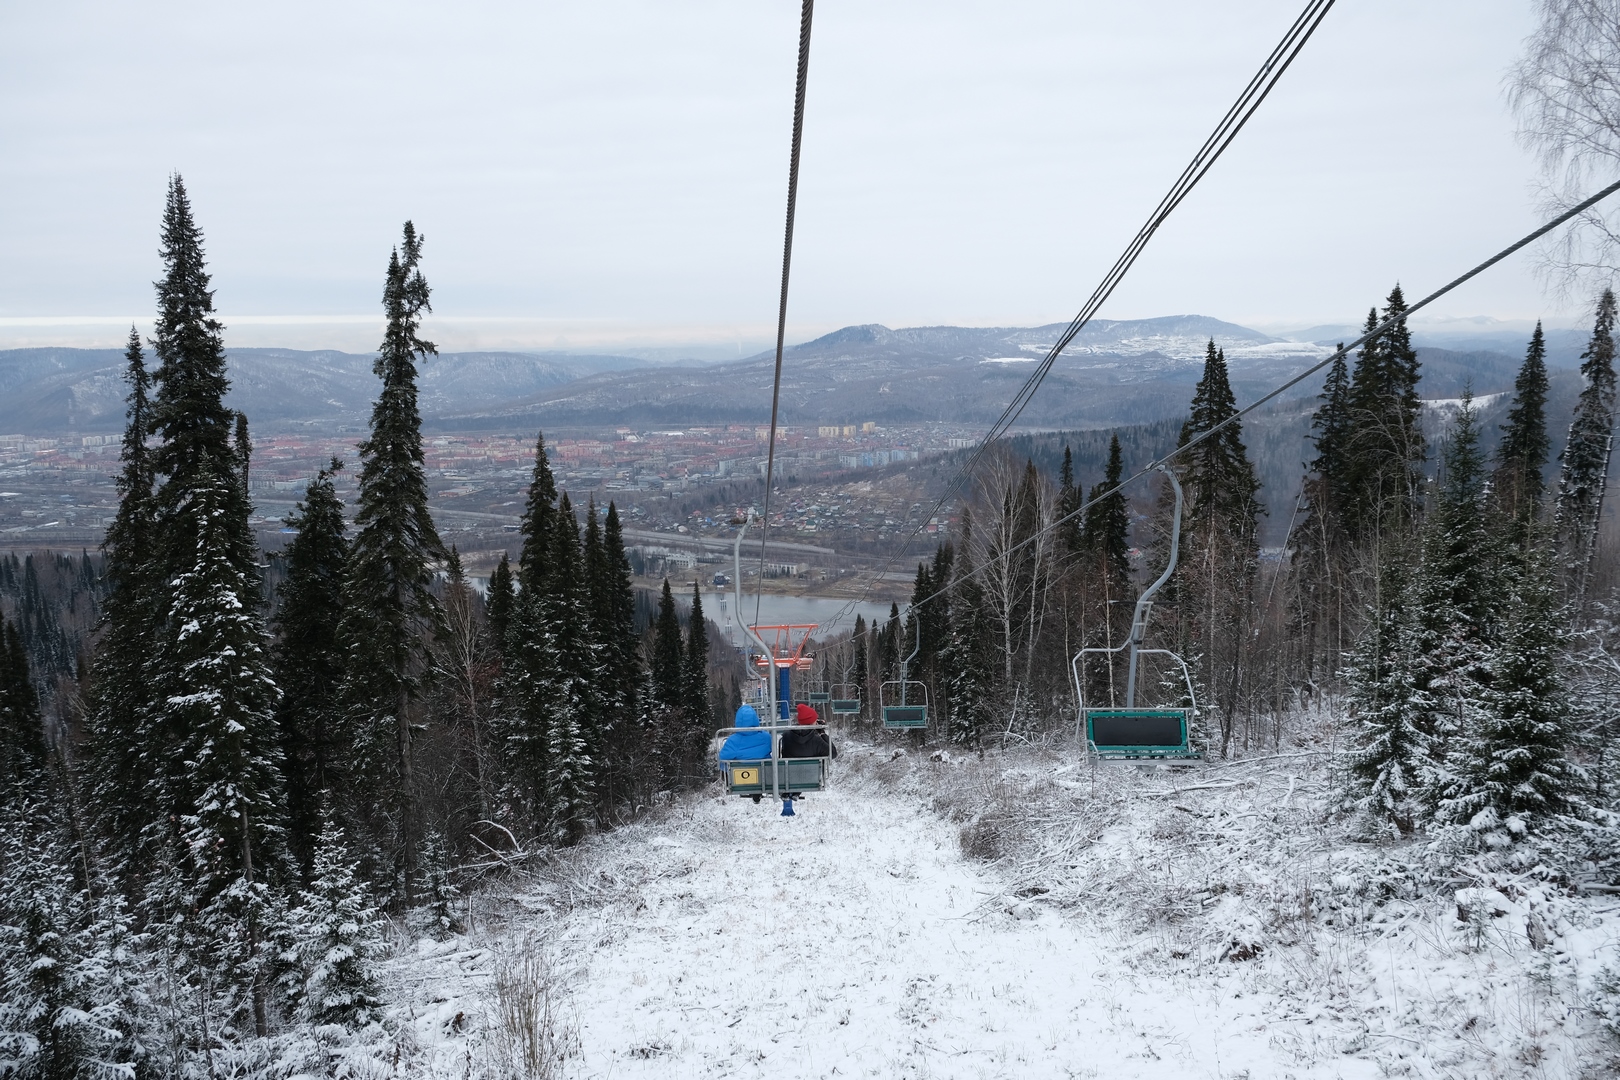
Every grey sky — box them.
[0,0,1578,351]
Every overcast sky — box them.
[0,0,1583,352]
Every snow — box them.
[387,737,1620,1079]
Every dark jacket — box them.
[781,726,835,759]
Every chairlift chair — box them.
[881,617,929,729]
[1070,465,1202,765]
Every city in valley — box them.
[0,421,979,599]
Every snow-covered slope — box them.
[392,734,1620,1080]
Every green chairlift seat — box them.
[1084,709,1200,762]
[723,757,827,798]
[880,679,929,729]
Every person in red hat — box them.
[781,703,835,759]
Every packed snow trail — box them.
[553,783,1377,1080]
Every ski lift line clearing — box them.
[1071,464,1201,764]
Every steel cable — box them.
[913,175,1620,614]
[819,0,1337,637]
[755,0,816,628]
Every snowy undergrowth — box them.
[372,720,1620,1079]
[841,721,1620,1079]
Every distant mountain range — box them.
[0,316,1568,435]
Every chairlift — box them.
[880,617,929,729]
[830,659,862,715]
[720,513,833,811]
[1070,465,1201,764]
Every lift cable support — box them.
[753,0,815,628]
[816,0,1337,637]
[1071,466,1199,763]
[908,175,1620,625]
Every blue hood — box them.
[719,704,771,762]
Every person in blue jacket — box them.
[718,704,772,761]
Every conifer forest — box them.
[17,2,1620,1077]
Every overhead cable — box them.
[822,0,1337,633]
[912,175,1620,613]
[755,0,816,627]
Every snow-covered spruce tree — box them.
[540,495,594,845]
[585,501,641,809]
[1554,287,1618,605]
[1344,554,1429,837]
[100,177,289,1040]
[1494,322,1552,540]
[272,460,349,880]
[1434,535,1584,841]
[289,821,383,1027]
[417,828,461,941]
[0,801,139,1080]
[84,325,159,877]
[1407,396,1502,813]
[1344,286,1426,540]
[337,222,447,900]
[941,511,997,749]
[493,435,559,829]
[158,463,288,1037]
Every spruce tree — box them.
[1346,555,1428,836]
[1494,322,1551,536]
[941,517,996,748]
[1308,348,1353,516]
[650,579,684,713]
[0,617,47,797]
[1057,446,1083,556]
[272,460,349,877]
[85,328,156,858]
[683,582,710,729]
[156,465,287,1031]
[1344,287,1426,539]
[1295,346,1353,681]
[289,822,384,1027]
[880,603,901,682]
[0,806,126,1080]
[337,222,446,896]
[518,431,558,592]
[850,614,868,716]
[1554,288,1618,604]
[1179,340,1262,529]
[541,495,593,844]
[1082,433,1131,591]
[486,553,515,650]
[1436,539,1582,836]
[1173,341,1263,754]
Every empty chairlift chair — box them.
[1071,465,1201,764]
[881,618,929,729]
